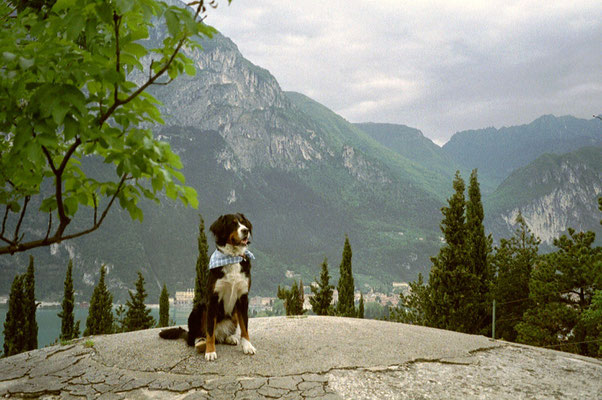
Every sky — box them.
[203,0,602,145]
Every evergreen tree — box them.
[277,281,305,315]
[113,305,127,333]
[337,236,356,317]
[84,266,114,336]
[390,273,429,325]
[298,279,305,312]
[58,258,80,341]
[427,171,480,333]
[583,290,602,355]
[358,293,364,318]
[492,212,540,341]
[124,272,155,332]
[3,275,26,357]
[193,214,210,308]
[309,258,334,315]
[466,169,493,334]
[22,256,38,351]
[516,229,601,356]
[159,284,170,328]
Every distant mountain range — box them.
[1,9,600,302]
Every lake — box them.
[0,305,191,352]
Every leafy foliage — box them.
[124,271,155,331]
[84,266,114,336]
[159,283,169,328]
[58,258,80,341]
[0,0,215,254]
[309,258,334,316]
[336,236,356,317]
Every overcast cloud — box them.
[204,0,602,145]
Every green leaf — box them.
[40,197,57,212]
[164,9,179,38]
[183,186,198,208]
[116,0,134,14]
[63,115,78,141]
[52,0,77,13]
[64,196,79,216]
[36,133,58,149]
[184,62,196,76]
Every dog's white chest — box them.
[214,263,249,315]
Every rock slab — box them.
[0,316,600,399]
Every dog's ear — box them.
[238,213,252,235]
[210,215,228,246]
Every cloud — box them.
[205,0,602,143]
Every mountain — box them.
[354,123,456,177]
[0,21,448,301]
[485,146,602,245]
[442,115,602,184]
[1,5,600,302]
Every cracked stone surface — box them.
[0,316,600,399]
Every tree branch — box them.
[97,0,207,126]
[44,212,52,241]
[0,174,130,255]
[113,12,121,106]
[1,205,8,238]
[13,195,29,242]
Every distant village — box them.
[172,282,408,315]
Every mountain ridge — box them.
[0,15,600,302]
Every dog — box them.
[159,213,256,361]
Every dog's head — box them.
[210,213,253,256]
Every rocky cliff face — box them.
[148,32,332,172]
[488,147,602,245]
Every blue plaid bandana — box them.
[209,249,255,269]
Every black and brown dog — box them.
[159,213,256,361]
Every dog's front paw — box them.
[205,351,217,361]
[241,338,256,355]
[225,335,239,346]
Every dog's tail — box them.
[159,327,188,341]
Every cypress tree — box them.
[277,280,305,315]
[492,212,539,341]
[358,293,364,318]
[427,171,480,332]
[124,272,155,332]
[3,275,26,357]
[193,214,210,308]
[58,258,80,341]
[23,255,37,351]
[309,258,334,315]
[337,236,356,317]
[298,279,305,312]
[159,284,170,328]
[466,169,493,333]
[84,266,114,336]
